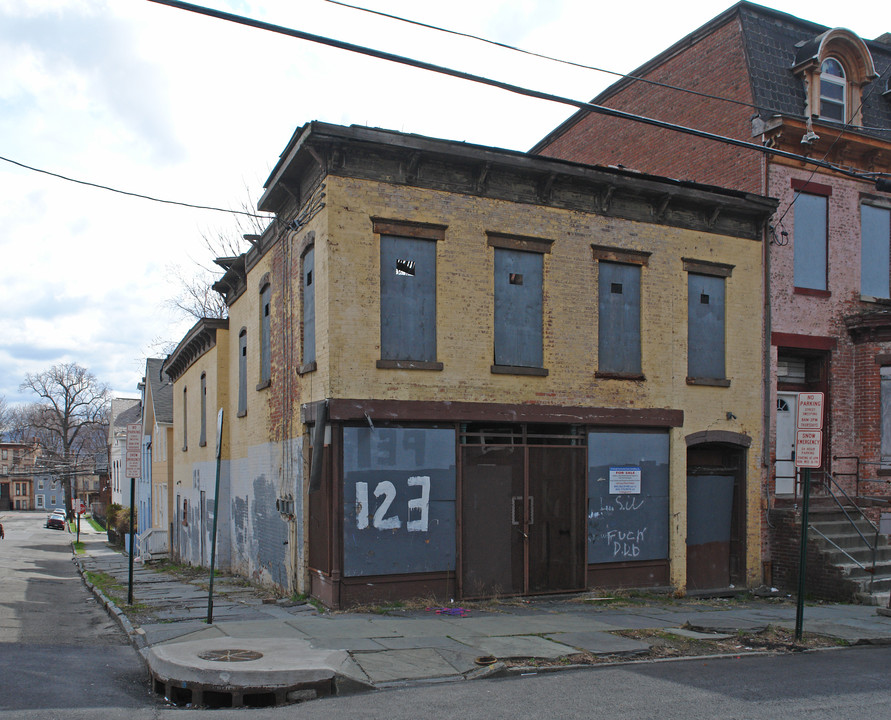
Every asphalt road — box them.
[2,510,890,720]
[0,511,156,717]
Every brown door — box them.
[686,473,735,590]
[527,446,586,593]
[462,444,585,597]
[461,445,524,597]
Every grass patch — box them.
[72,541,86,555]
[86,516,105,532]
[502,624,848,670]
[85,570,125,602]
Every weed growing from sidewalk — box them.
[85,570,125,603]
[502,625,848,670]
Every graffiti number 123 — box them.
[355,476,431,532]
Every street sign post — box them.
[794,392,823,641]
[125,422,141,606]
[794,430,823,468]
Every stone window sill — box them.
[491,365,549,377]
[377,360,444,371]
[686,376,731,387]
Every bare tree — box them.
[19,363,110,516]
[167,193,273,321]
[0,396,9,436]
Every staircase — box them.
[808,508,891,606]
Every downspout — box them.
[761,138,775,531]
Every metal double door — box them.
[461,444,585,598]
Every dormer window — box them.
[793,28,878,128]
[819,58,846,122]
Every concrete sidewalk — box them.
[73,532,891,708]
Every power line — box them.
[147,0,881,185]
[325,0,767,114]
[327,0,891,135]
[0,154,272,220]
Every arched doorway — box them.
[685,431,750,591]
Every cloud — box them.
[0,2,185,164]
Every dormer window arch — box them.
[793,28,878,126]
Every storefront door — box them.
[461,431,585,598]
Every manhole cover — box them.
[198,649,264,662]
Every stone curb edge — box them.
[71,545,148,652]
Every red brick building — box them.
[533,1,891,588]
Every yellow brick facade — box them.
[166,123,775,602]
[309,175,764,593]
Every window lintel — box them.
[682,258,734,277]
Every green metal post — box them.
[794,467,811,641]
[207,410,223,625]
[128,476,136,606]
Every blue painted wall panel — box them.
[494,248,543,368]
[342,427,456,577]
[587,430,669,563]
[687,273,725,379]
[598,262,641,373]
[380,236,436,362]
[793,192,827,290]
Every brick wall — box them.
[537,17,762,193]
[768,507,857,601]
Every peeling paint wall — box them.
[226,440,302,590]
[174,439,303,593]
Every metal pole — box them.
[128,476,136,606]
[794,467,811,640]
[207,410,224,625]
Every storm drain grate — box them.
[198,648,264,662]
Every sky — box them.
[0,0,884,405]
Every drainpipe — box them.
[762,142,775,531]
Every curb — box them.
[72,545,148,652]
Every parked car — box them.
[46,510,66,530]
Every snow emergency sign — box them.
[794,393,824,468]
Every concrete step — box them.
[812,534,890,553]
[809,519,881,537]
[855,590,891,607]
[817,544,891,564]
[838,573,891,594]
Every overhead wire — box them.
[147,0,883,186]
[0,154,272,220]
[772,59,891,238]
[327,0,891,135]
[325,0,770,115]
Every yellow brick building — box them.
[168,122,776,606]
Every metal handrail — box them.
[821,472,879,593]
[808,525,869,571]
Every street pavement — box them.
[72,525,891,708]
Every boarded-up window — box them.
[688,273,725,380]
[342,426,456,577]
[587,430,669,563]
[302,246,316,365]
[494,247,543,368]
[199,373,207,447]
[238,330,247,417]
[182,387,188,451]
[793,192,828,290]
[862,204,891,299]
[380,235,436,362]
[260,283,271,384]
[882,366,891,462]
[598,262,641,374]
